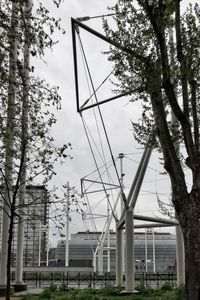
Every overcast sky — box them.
[36,0,193,246]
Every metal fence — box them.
[11,271,177,288]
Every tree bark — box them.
[180,192,200,300]
[15,0,32,285]
[0,2,18,297]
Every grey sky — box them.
[36,0,192,245]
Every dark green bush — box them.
[49,284,57,292]
[39,287,53,299]
[161,281,173,291]
[99,284,124,296]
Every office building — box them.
[55,230,176,273]
[0,185,49,267]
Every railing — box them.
[11,271,177,288]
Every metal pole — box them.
[118,146,152,229]
[152,229,156,273]
[107,202,110,273]
[125,209,134,292]
[46,231,49,267]
[116,224,123,285]
[65,182,70,267]
[145,229,148,273]
[38,223,41,267]
[93,252,97,273]
[98,247,103,275]
[118,153,125,274]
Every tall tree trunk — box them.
[0,2,18,298]
[15,0,32,286]
[6,208,15,300]
[180,192,200,300]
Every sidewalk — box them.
[0,288,44,299]
[15,288,44,296]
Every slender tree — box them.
[103,1,200,299]
[0,1,70,299]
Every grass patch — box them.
[22,284,186,300]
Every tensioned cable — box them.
[81,102,118,209]
[82,160,118,195]
[83,193,97,232]
[77,30,126,207]
[77,31,120,219]
[80,69,114,110]
[80,115,117,221]
[124,155,163,174]
[82,118,117,186]
[78,33,117,208]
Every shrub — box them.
[49,284,57,292]
[99,284,123,296]
[39,288,53,299]
[161,281,173,291]
[59,283,69,291]
[22,293,37,300]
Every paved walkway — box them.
[0,288,44,299]
[15,288,44,296]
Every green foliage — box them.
[22,286,187,300]
[161,281,173,291]
[135,283,162,297]
[99,284,124,296]
[49,284,58,293]
[22,294,38,300]
[39,288,53,299]
[162,287,186,300]
[58,283,70,292]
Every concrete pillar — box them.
[65,182,70,267]
[125,209,134,292]
[116,225,123,285]
[0,204,10,287]
[98,247,103,275]
[15,218,24,283]
[176,225,185,285]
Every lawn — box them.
[22,283,186,300]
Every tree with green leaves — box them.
[0,1,70,299]
[103,1,200,299]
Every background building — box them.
[55,230,176,273]
[0,185,49,267]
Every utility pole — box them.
[116,153,125,284]
[145,229,148,273]
[38,223,41,267]
[65,182,70,267]
[107,201,110,273]
[152,228,156,273]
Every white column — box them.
[38,224,41,267]
[152,229,156,273]
[176,225,185,285]
[98,247,103,275]
[116,225,123,285]
[145,229,148,273]
[93,252,97,273]
[119,153,125,274]
[125,209,134,292]
[15,216,24,283]
[65,182,70,267]
[107,226,110,273]
[46,231,49,267]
